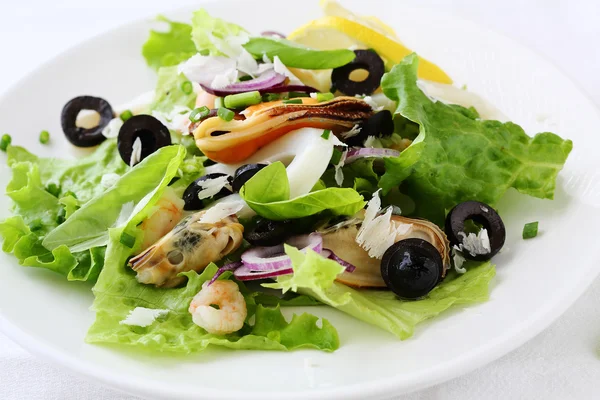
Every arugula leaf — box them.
[243,37,356,69]
[266,246,495,339]
[191,9,248,56]
[142,16,197,70]
[381,54,573,222]
[240,162,365,220]
[42,145,185,252]
[150,66,197,113]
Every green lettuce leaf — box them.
[265,246,495,339]
[0,140,127,281]
[240,162,366,220]
[190,9,247,56]
[86,228,339,353]
[42,145,185,253]
[142,16,197,70]
[243,37,356,69]
[381,54,573,222]
[150,66,197,113]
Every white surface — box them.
[0,0,599,399]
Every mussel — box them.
[192,97,373,163]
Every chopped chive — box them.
[214,97,224,109]
[316,92,335,102]
[46,183,61,197]
[39,130,50,144]
[224,91,262,109]
[522,221,539,239]
[283,99,303,105]
[289,92,311,98]
[330,148,343,165]
[0,134,12,151]
[119,110,134,122]
[217,107,235,122]
[189,106,211,123]
[56,207,66,225]
[180,80,194,95]
[261,93,280,102]
[321,129,331,140]
[28,219,43,231]
[239,75,253,81]
[120,232,136,248]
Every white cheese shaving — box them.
[363,135,383,148]
[458,229,491,257]
[356,190,411,258]
[100,173,121,189]
[361,93,396,112]
[101,117,124,139]
[273,56,303,85]
[196,175,231,200]
[236,48,260,76]
[178,54,237,86]
[452,245,467,274]
[120,307,169,327]
[211,68,239,89]
[334,150,347,187]
[130,137,142,167]
[310,92,318,99]
[340,124,362,139]
[200,201,244,223]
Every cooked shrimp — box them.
[189,280,247,335]
[195,88,217,109]
[137,187,185,253]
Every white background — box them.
[1,0,599,399]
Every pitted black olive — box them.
[344,110,394,146]
[331,50,385,96]
[61,96,113,147]
[381,238,443,300]
[182,173,233,211]
[231,163,267,192]
[445,200,506,261]
[117,115,171,166]
[245,218,294,247]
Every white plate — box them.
[0,1,599,399]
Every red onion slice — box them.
[200,70,287,96]
[261,31,286,39]
[207,262,243,286]
[234,264,293,281]
[325,249,357,273]
[345,147,401,164]
[240,233,323,271]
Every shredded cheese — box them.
[197,175,231,200]
[452,245,467,274]
[120,307,169,327]
[130,137,142,167]
[459,229,491,257]
[333,150,347,187]
[200,201,244,223]
[340,124,361,139]
[101,118,123,139]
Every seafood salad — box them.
[0,0,573,353]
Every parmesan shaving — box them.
[458,229,491,257]
[452,245,467,274]
[196,175,231,200]
[333,150,347,187]
[200,201,244,223]
[130,137,142,167]
[120,307,169,327]
[340,124,361,139]
[101,117,123,139]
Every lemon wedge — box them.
[288,7,452,84]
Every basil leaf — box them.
[240,161,289,203]
[243,37,356,69]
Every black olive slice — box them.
[331,50,385,96]
[231,163,268,193]
[182,173,233,211]
[344,110,394,146]
[445,201,506,261]
[245,218,294,247]
[61,96,113,147]
[381,238,443,300]
[117,115,171,166]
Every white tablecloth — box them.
[1,1,599,398]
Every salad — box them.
[0,0,573,353]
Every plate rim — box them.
[1,2,599,399]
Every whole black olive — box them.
[331,50,385,96]
[182,173,233,211]
[117,115,171,166]
[381,238,443,300]
[231,164,267,192]
[61,96,113,147]
[445,201,506,261]
[344,110,394,146]
[245,218,294,247]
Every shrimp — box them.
[137,187,185,253]
[189,280,247,335]
[195,88,217,109]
